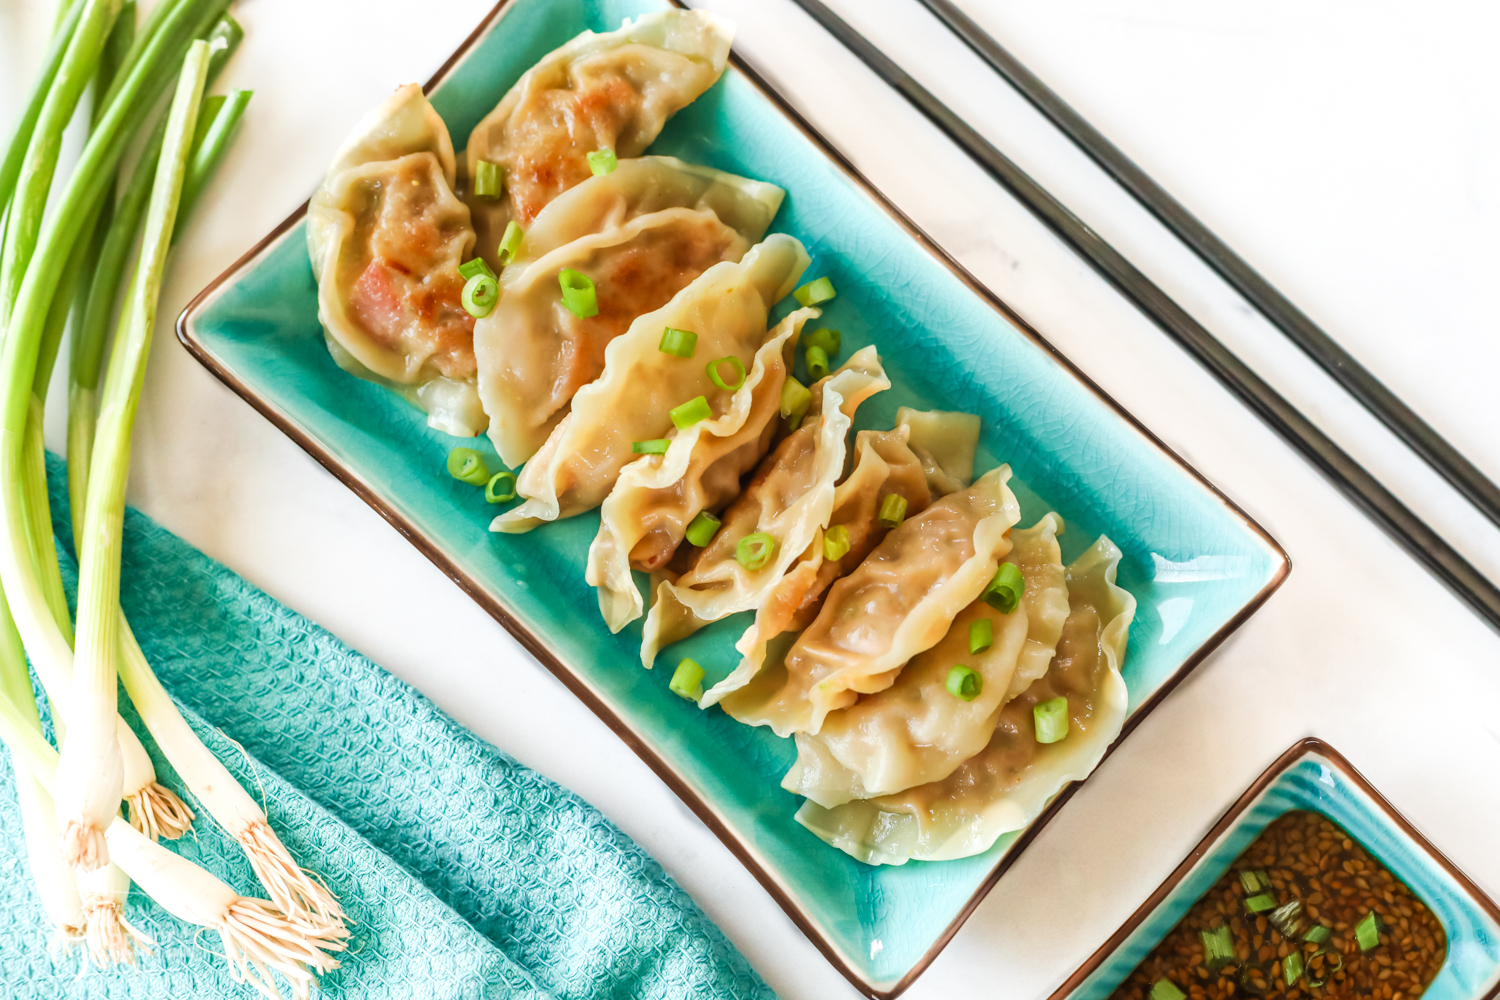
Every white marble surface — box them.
[4,1,1500,998]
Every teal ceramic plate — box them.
[1055,738,1500,1000]
[177,0,1290,994]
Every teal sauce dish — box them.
[1054,738,1500,1000]
[177,0,1290,994]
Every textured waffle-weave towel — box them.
[0,454,774,999]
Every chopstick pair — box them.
[780,0,1500,633]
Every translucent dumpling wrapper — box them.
[478,157,785,467]
[896,406,982,495]
[639,347,891,665]
[461,9,734,262]
[795,535,1135,865]
[718,466,1022,737]
[307,84,484,436]
[587,305,818,631]
[782,513,1071,808]
[495,234,810,533]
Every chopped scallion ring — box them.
[780,377,812,419]
[462,274,499,318]
[1201,925,1235,970]
[659,326,697,358]
[458,257,495,282]
[484,470,517,503]
[587,148,618,176]
[1283,952,1304,987]
[474,160,504,198]
[446,447,490,486]
[1303,924,1332,945]
[1239,870,1271,895]
[878,493,907,528]
[1033,695,1069,743]
[1244,893,1279,914]
[736,532,775,570]
[632,438,670,455]
[786,415,805,433]
[805,344,830,382]
[823,524,851,561]
[671,395,711,430]
[685,511,721,548]
[945,665,981,701]
[1355,911,1380,952]
[982,562,1024,614]
[706,355,746,391]
[793,275,836,307]
[804,327,841,356]
[669,658,705,701]
[969,618,993,654]
[498,220,524,263]
[1150,980,1185,1000]
[558,268,598,317]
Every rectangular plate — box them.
[1054,738,1500,1000]
[177,0,1289,994]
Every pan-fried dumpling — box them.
[494,234,810,532]
[307,84,484,436]
[795,535,1135,865]
[782,513,1071,808]
[462,10,734,262]
[478,157,785,467]
[719,467,1022,737]
[640,347,891,663]
[587,306,820,631]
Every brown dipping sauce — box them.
[1112,811,1446,1000]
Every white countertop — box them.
[5,1,1499,998]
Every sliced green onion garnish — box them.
[706,355,746,391]
[1282,951,1304,986]
[1245,893,1278,914]
[823,524,850,561]
[671,395,711,430]
[558,267,598,318]
[806,344,830,382]
[1201,925,1235,970]
[804,327,841,357]
[1239,870,1265,894]
[462,274,499,318]
[587,148,618,176]
[669,658,704,701]
[1150,980,1185,1000]
[1303,924,1332,945]
[793,275,836,307]
[459,257,495,282]
[447,447,490,486]
[969,618,993,654]
[786,414,805,433]
[780,376,812,419]
[945,665,981,701]
[484,470,517,503]
[877,493,907,528]
[1269,900,1305,939]
[658,326,697,358]
[498,220,524,263]
[982,562,1024,614]
[474,159,503,198]
[1033,696,1069,744]
[1355,911,1380,952]
[685,511,721,547]
[736,532,775,571]
[1304,949,1342,988]
[632,438,670,455]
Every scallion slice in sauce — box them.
[1201,925,1235,970]
[1150,980,1185,1000]
[1356,911,1381,952]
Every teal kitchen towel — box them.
[0,453,774,999]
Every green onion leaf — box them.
[793,276,836,307]
[823,524,850,561]
[982,562,1024,613]
[1283,951,1304,987]
[669,658,705,701]
[659,326,697,358]
[632,438,670,455]
[804,327,841,356]
[485,470,517,503]
[1303,924,1332,945]
[587,148,618,176]
[945,665,981,701]
[1240,870,1268,895]
[1245,893,1279,914]
[806,344,830,382]
[498,220,524,263]
[462,274,498,318]
[1355,911,1380,952]
[685,511,721,548]
[458,257,496,282]
[671,395,711,430]
[558,268,598,318]
[1033,696,1069,744]
[969,618,993,654]
[1201,925,1235,970]
[1150,980,1185,1000]
[706,355,746,392]
[475,159,504,198]
[780,376,812,419]
[447,447,490,486]
[736,532,775,571]
[878,493,907,528]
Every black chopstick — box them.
[915,0,1500,534]
[782,0,1500,633]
